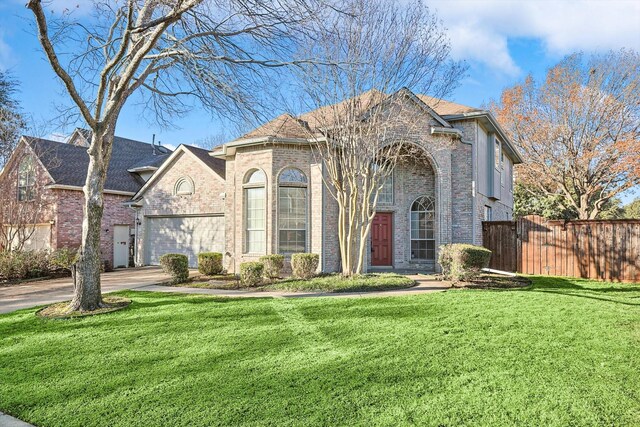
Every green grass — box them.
[1,276,639,426]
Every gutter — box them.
[127,166,158,173]
[46,184,135,196]
[430,126,463,138]
[210,136,327,159]
[442,111,524,164]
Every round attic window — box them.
[174,177,194,195]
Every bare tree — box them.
[27,0,330,311]
[292,0,465,275]
[0,71,27,168]
[0,139,56,251]
[491,50,640,220]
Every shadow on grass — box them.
[519,276,640,307]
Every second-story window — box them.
[17,156,36,202]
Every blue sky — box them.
[0,0,639,201]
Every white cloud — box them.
[428,0,640,76]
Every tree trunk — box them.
[68,131,111,311]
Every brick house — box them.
[0,128,171,268]
[132,88,522,272]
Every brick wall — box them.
[54,189,134,268]
[224,144,327,273]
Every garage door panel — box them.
[145,216,224,267]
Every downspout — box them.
[127,205,141,266]
[472,138,477,244]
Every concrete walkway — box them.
[0,411,34,427]
[138,274,451,299]
[1,270,450,314]
[0,267,178,314]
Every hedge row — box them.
[0,248,78,281]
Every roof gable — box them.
[133,144,225,200]
[237,88,455,142]
[415,94,480,116]
[237,114,311,141]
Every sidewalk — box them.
[0,267,182,314]
[0,412,34,427]
[136,275,451,299]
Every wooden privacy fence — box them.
[482,215,640,282]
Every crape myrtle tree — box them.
[293,0,465,275]
[491,50,640,220]
[27,0,330,311]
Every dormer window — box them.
[17,156,36,201]
[174,177,194,195]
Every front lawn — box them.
[1,277,639,426]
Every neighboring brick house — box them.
[133,88,522,273]
[0,128,171,268]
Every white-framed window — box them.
[244,169,266,253]
[278,167,307,254]
[484,205,493,221]
[378,172,394,205]
[410,196,435,260]
[17,156,36,202]
[495,137,501,171]
[174,176,194,195]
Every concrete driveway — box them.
[0,267,174,314]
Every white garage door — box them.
[4,224,51,251]
[145,215,225,267]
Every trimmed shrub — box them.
[50,247,79,274]
[438,244,492,282]
[159,253,189,284]
[198,252,223,275]
[259,254,284,280]
[240,262,264,287]
[0,250,52,281]
[291,253,319,280]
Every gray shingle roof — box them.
[26,134,173,193]
[182,144,225,179]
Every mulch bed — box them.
[36,296,131,319]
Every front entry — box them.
[113,225,130,268]
[371,212,392,266]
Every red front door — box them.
[371,212,392,266]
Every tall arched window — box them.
[410,196,435,260]
[244,169,266,253]
[278,167,307,253]
[17,156,36,201]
